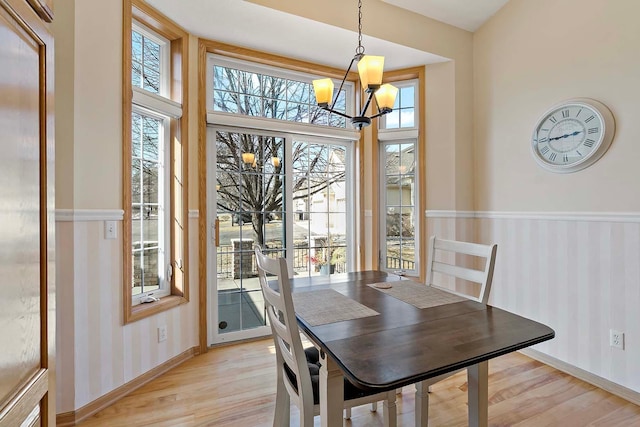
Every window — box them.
[131,110,168,298]
[209,57,351,128]
[381,84,415,129]
[206,55,356,279]
[123,0,189,323]
[204,47,359,343]
[132,28,163,94]
[378,79,420,276]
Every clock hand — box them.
[549,130,582,141]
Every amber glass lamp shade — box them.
[357,55,384,91]
[312,78,334,106]
[375,84,398,110]
[241,152,255,164]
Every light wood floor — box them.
[78,338,640,427]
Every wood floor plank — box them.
[76,338,640,426]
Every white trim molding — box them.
[425,210,640,223]
[188,210,199,219]
[206,112,359,142]
[425,210,477,219]
[520,348,640,406]
[56,209,125,222]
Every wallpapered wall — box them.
[429,212,640,394]
[56,216,199,412]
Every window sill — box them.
[126,294,187,324]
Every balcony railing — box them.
[214,245,347,278]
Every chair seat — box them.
[284,347,382,405]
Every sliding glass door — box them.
[207,128,353,344]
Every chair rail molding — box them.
[55,209,125,222]
[425,210,640,223]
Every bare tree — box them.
[212,66,347,246]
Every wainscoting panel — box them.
[56,212,200,414]
[427,211,640,395]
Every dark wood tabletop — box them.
[290,270,555,392]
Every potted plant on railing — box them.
[330,247,346,272]
[310,251,334,275]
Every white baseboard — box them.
[519,348,640,406]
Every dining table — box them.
[289,270,555,427]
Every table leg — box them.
[467,361,488,427]
[320,350,344,427]
[414,381,429,427]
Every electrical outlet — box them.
[158,325,167,343]
[610,329,624,350]
[104,220,117,239]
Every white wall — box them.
[471,0,640,394]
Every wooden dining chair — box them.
[414,235,498,426]
[254,246,397,427]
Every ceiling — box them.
[146,0,509,70]
[382,0,510,32]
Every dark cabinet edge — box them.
[26,0,52,23]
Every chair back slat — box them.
[426,236,498,304]
[431,261,486,284]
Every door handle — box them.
[212,218,220,246]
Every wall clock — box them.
[531,98,615,173]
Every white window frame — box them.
[378,79,419,132]
[378,79,420,276]
[206,54,358,138]
[132,22,170,97]
[130,22,180,306]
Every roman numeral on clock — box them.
[539,137,548,143]
[584,139,595,148]
[563,154,569,163]
[588,128,598,134]
[549,152,557,161]
[562,110,569,118]
[540,146,550,155]
[549,116,557,124]
[585,115,595,123]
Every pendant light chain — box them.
[311,0,398,130]
[356,0,365,56]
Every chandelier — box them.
[312,0,398,130]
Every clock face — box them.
[531,99,615,173]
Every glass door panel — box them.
[292,141,350,277]
[208,129,353,344]
[213,129,285,341]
